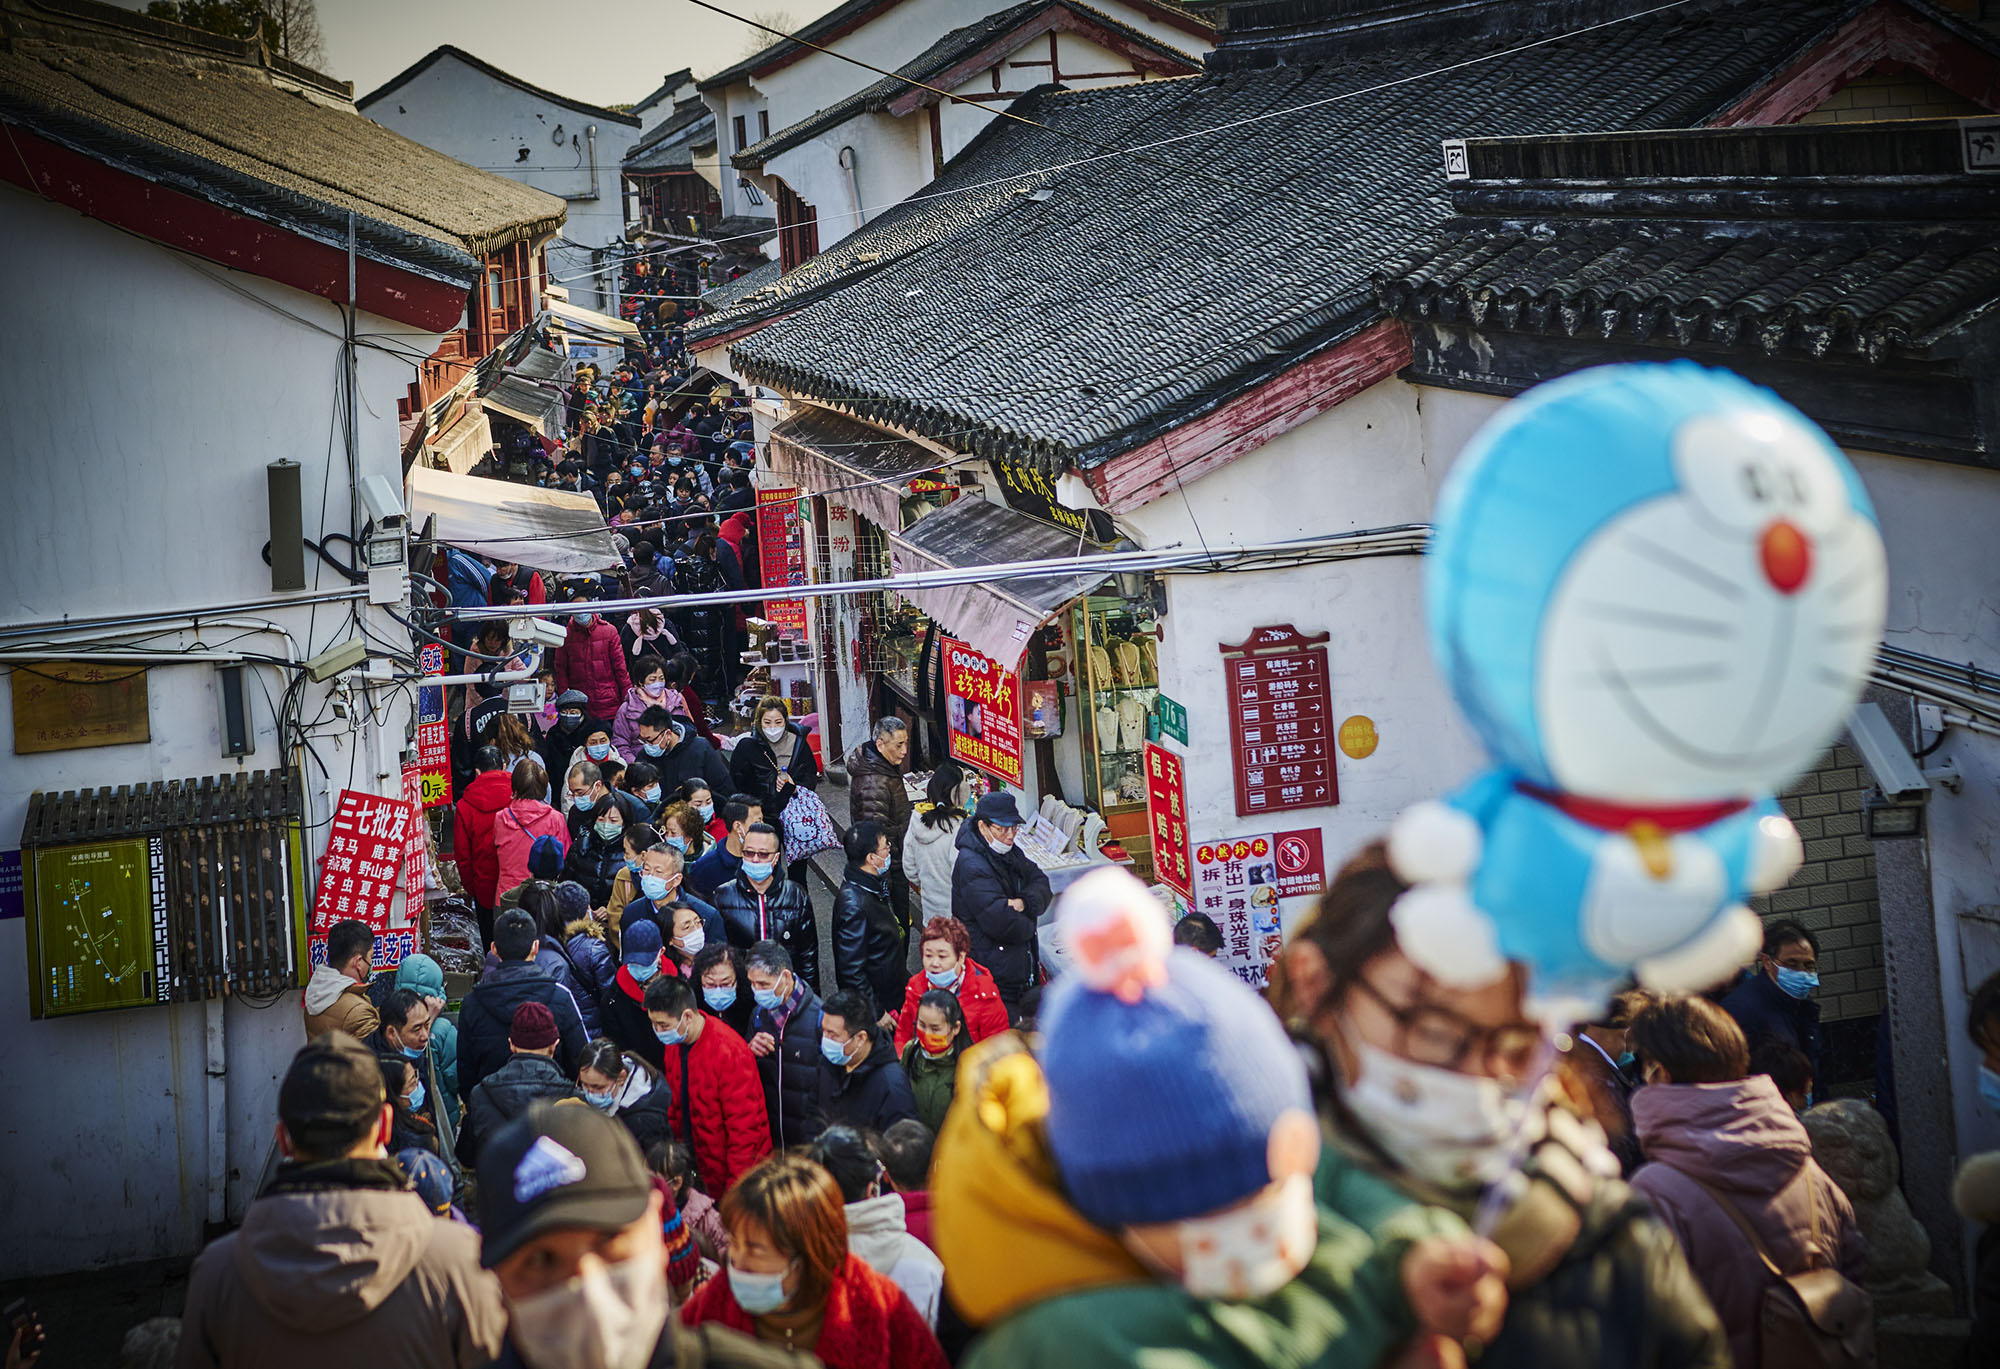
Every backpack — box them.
[1688,1172,1876,1369]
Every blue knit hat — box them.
[1041,947,1308,1229]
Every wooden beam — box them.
[887,7,1197,117]
[1083,319,1413,514]
[1711,2,2000,127]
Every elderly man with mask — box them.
[949,794,1050,1023]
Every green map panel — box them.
[31,839,163,1016]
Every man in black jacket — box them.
[818,990,918,1135]
[846,718,913,933]
[950,792,1051,1020]
[457,910,589,1100]
[746,941,824,1149]
[458,1002,579,1166]
[634,706,733,797]
[834,821,904,1023]
[712,824,818,989]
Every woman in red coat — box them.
[682,1153,946,1369]
[553,605,632,720]
[892,916,1011,1054]
[644,975,773,1200]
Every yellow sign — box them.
[1338,714,1379,760]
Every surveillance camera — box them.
[1846,702,1930,803]
[359,473,406,527]
[511,616,570,650]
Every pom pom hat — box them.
[1041,867,1308,1229]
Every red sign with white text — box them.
[756,486,809,632]
[309,790,413,970]
[941,637,1024,786]
[1221,624,1337,818]
[1143,743,1191,898]
[1271,826,1326,900]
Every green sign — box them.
[1157,694,1189,745]
[26,838,168,1018]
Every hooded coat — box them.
[892,959,1009,1056]
[846,1192,944,1328]
[453,768,514,908]
[553,618,632,719]
[664,1016,775,1201]
[492,798,568,904]
[728,720,819,819]
[680,1253,947,1369]
[1629,1075,1865,1369]
[391,955,461,1132]
[561,811,630,907]
[902,809,963,929]
[949,824,1050,1007]
[563,918,619,1024]
[820,1029,919,1135]
[178,1158,506,1369]
[303,966,379,1043]
[460,1052,577,1167]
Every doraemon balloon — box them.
[1389,363,1886,1010]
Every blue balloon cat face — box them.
[1426,363,1886,804]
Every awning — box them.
[545,299,641,346]
[768,408,944,532]
[478,343,567,435]
[886,496,1116,670]
[426,407,493,476]
[406,466,622,575]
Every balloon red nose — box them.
[1760,520,1811,594]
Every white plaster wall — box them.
[361,56,638,311]
[0,189,429,1277]
[764,113,924,249]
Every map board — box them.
[27,837,169,1016]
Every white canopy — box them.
[406,466,621,575]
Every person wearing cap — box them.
[644,975,773,1200]
[478,1103,809,1369]
[539,690,595,782]
[179,1032,508,1368]
[458,910,590,1101]
[602,917,672,1072]
[460,1003,582,1167]
[949,793,1051,1021]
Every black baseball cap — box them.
[477,1102,652,1268]
[279,1031,385,1152]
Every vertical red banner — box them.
[416,642,450,809]
[1143,742,1191,897]
[402,764,428,903]
[755,486,809,632]
[941,637,1024,786]
[309,790,414,970]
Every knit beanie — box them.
[1040,868,1308,1230]
[551,881,592,926]
[510,1001,560,1051]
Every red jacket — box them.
[681,1253,946,1369]
[554,619,632,719]
[665,1016,773,1201]
[898,1190,934,1252]
[454,769,515,907]
[892,959,1010,1055]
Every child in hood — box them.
[936,866,1509,1368]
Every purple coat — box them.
[1629,1075,1865,1369]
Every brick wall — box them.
[1749,743,1884,1021]
[1798,68,1985,124]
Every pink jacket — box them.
[492,798,570,898]
[554,619,632,718]
[1630,1075,1865,1369]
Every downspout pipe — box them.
[839,145,864,230]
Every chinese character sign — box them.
[1221,624,1337,818]
[1143,743,1191,898]
[402,765,428,902]
[941,637,1024,787]
[416,643,450,809]
[309,790,413,970]
[755,486,809,633]
[1191,835,1281,988]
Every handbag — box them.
[779,785,840,865]
[1687,1172,1875,1369]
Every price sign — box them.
[1143,743,1191,897]
[755,486,809,632]
[416,643,449,809]
[1190,834,1282,988]
[308,790,414,971]
[1221,624,1337,818]
[941,637,1024,786]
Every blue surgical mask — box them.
[575,613,596,628]
[584,1088,618,1113]
[879,853,893,873]
[741,860,775,883]
[705,985,737,1011]
[695,801,714,821]
[820,1035,849,1066]
[630,464,644,477]
[664,834,687,853]
[752,986,782,1012]
[629,959,660,982]
[727,1261,794,1316]
[625,857,643,874]
[654,1022,686,1046]
[399,1043,425,1060]
[569,791,594,811]
[1775,967,1819,1000]
[406,1081,426,1112]
[586,742,611,761]
[639,873,670,901]
[641,785,662,804]
[926,967,960,990]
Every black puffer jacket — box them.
[459,1053,577,1165]
[456,960,588,1099]
[845,741,911,862]
[833,864,904,1019]
[819,1029,919,1135]
[950,822,1050,1005]
[728,722,819,818]
[647,718,736,798]
[613,1075,679,1154]
[753,982,825,1149]
[562,824,629,907]
[713,869,818,990]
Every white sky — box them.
[120,0,846,104]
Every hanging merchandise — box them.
[1385,363,1887,1012]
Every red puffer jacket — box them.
[682,1252,947,1369]
[892,958,1011,1054]
[453,768,515,907]
[665,1016,773,1200]
[554,618,632,719]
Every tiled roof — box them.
[358,45,642,127]
[1,0,565,277]
[701,0,1884,474]
[702,258,783,309]
[734,0,1200,169]
[634,68,695,116]
[624,98,715,173]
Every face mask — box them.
[560,711,584,728]
[643,681,666,697]
[1775,967,1819,1000]
[926,967,960,990]
[1980,1064,2000,1115]
[586,742,611,761]
[695,802,714,821]
[654,1022,686,1046]
[821,1035,850,1067]
[595,820,623,842]
[986,835,1014,854]
[878,852,893,873]
[678,927,706,957]
[1339,1036,1535,1194]
[641,785,662,804]
[628,960,660,983]
[399,1042,425,1060]
[630,465,644,478]
[918,1029,954,1058]
[741,860,775,883]
[585,1088,618,1113]
[641,742,665,758]
[1161,1172,1317,1301]
[753,986,783,1011]
[762,723,786,743]
[575,613,596,629]
[406,1081,426,1112]
[664,834,687,853]
[569,792,594,811]
[507,1252,669,1369]
[639,873,670,901]
[625,857,643,875]
[705,985,737,1012]
[726,1261,794,1317]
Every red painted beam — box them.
[886,7,1197,118]
[1712,2,1999,127]
[0,122,470,332]
[1084,318,1413,514]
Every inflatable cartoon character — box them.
[1389,363,1886,1009]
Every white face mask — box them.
[1339,1036,1536,1193]
[1169,1172,1318,1301]
[678,926,706,957]
[507,1252,669,1369]
[762,723,786,743]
